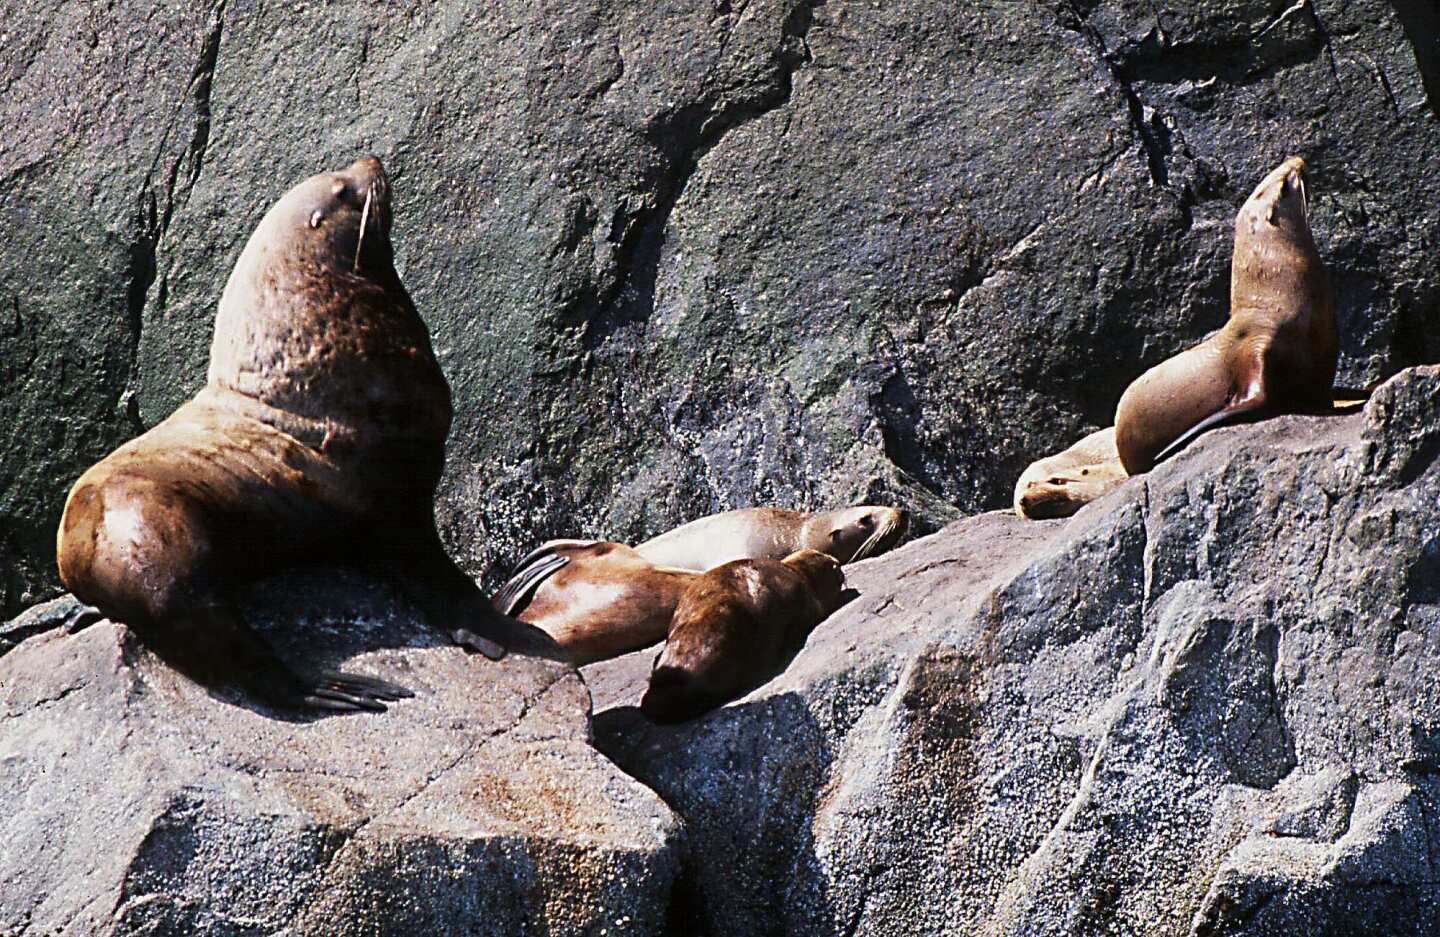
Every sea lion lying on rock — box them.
[634,506,907,571]
[640,549,847,723]
[1013,427,1128,520]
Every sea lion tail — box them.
[490,552,571,616]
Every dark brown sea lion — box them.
[640,549,846,724]
[1114,156,1337,473]
[634,505,906,572]
[492,540,698,666]
[56,156,523,713]
[1013,427,1128,520]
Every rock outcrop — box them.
[0,575,679,935]
[5,368,1437,935]
[3,0,1437,614]
[590,366,1440,936]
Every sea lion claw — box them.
[62,605,104,634]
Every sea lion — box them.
[640,548,846,723]
[1013,427,1128,520]
[492,540,698,666]
[1114,156,1337,474]
[634,505,906,572]
[56,156,523,713]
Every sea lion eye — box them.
[331,180,348,199]
[308,210,324,229]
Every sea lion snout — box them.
[339,156,391,206]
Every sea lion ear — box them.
[829,528,843,543]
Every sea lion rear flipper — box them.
[491,553,571,615]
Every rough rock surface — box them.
[0,573,679,936]
[3,0,1438,614]
[3,375,1437,935]
[589,366,1440,936]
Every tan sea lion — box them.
[1013,427,1128,520]
[640,548,846,724]
[56,156,525,713]
[492,540,699,666]
[634,505,906,572]
[1114,156,1337,474]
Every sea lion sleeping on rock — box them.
[1115,156,1337,473]
[56,156,527,713]
[640,549,847,723]
[491,505,902,666]
[1013,427,1127,520]
[492,540,699,666]
[634,505,907,572]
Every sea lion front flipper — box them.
[1153,399,1271,465]
[316,670,414,700]
[299,670,415,712]
[1154,343,1273,465]
[491,553,571,615]
[161,603,413,714]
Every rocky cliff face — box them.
[2,0,1436,613]
[4,368,1438,935]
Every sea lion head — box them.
[807,506,908,564]
[207,156,450,444]
[1237,155,1311,247]
[214,155,400,333]
[1015,467,1121,520]
[782,548,846,611]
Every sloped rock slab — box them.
[592,367,1440,936]
[0,572,679,936]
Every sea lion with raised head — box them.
[1114,156,1337,474]
[492,540,698,666]
[640,548,846,723]
[1013,427,1128,520]
[634,505,906,572]
[56,156,524,713]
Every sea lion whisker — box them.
[354,181,374,273]
[852,517,894,562]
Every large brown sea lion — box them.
[640,549,846,724]
[56,156,523,713]
[1013,427,1128,520]
[492,540,698,666]
[633,505,906,572]
[1114,156,1337,474]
